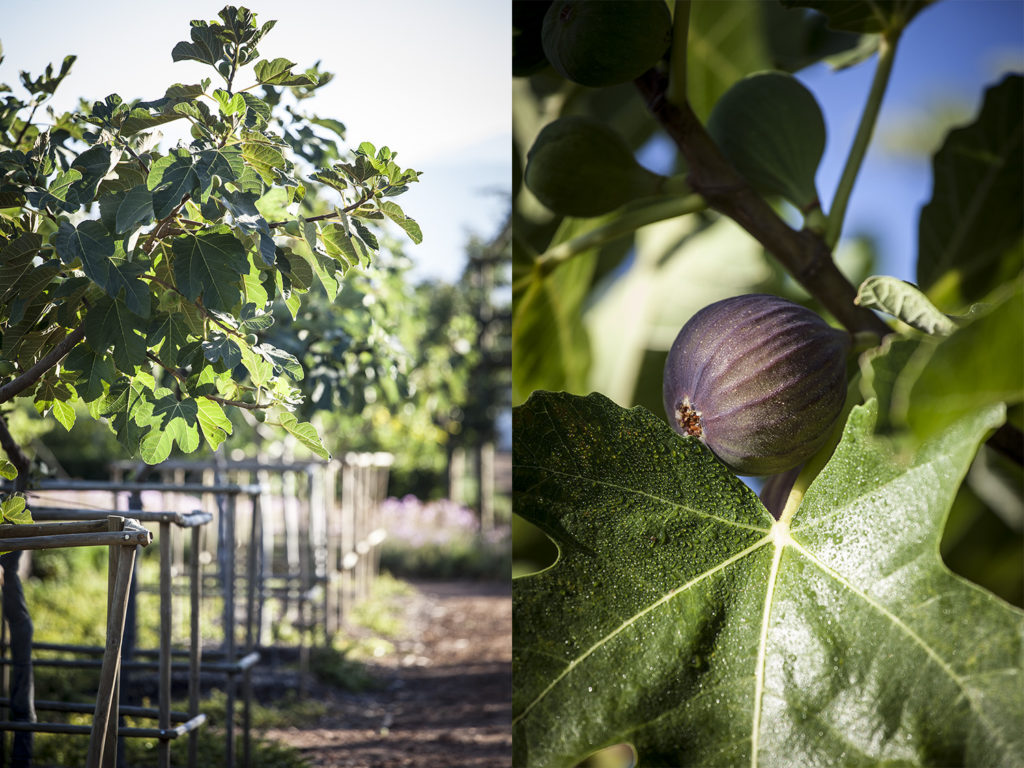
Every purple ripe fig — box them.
[663,294,850,476]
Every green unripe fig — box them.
[707,71,826,212]
[525,116,665,217]
[542,0,672,87]
[663,294,850,476]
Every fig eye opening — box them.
[675,398,703,438]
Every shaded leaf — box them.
[147,149,198,219]
[0,233,43,302]
[917,74,1023,310]
[83,297,148,372]
[25,168,82,213]
[147,311,196,367]
[56,220,149,317]
[171,24,224,66]
[201,333,242,370]
[63,344,117,402]
[171,229,247,312]
[512,391,1021,767]
[115,184,155,234]
[69,145,116,204]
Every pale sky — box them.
[0,0,511,281]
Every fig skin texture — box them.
[525,115,664,217]
[663,294,850,476]
[542,0,672,87]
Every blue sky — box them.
[0,0,511,283]
[796,0,1022,283]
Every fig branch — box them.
[0,327,87,405]
[635,69,890,338]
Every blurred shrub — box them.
[378,495,510,580]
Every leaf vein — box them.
[512,536,771,727]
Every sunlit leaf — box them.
[278,412,330,459]
[254,58,316,87]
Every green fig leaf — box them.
[707,71,826,211]
[687,0,771,121]
[917,74,1023,312]
[513,390,1022,767]
[861,278,1024,443]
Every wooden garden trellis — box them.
[110,453,393,652]
[26,505,212,768]
[9,480,264,768]
[0,516,153,768]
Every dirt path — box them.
[264,580,512,767]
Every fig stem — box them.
[527,193,706,282]
[825,31,901,249]
[667,0,690,108]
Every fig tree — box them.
[662,293,850,476]
[707,71,826,212]
[524,115,665,217]
[542,0,672,87]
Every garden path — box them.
[264,579,512,767]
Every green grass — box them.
[17,548,416,766]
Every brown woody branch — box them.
[0,327,86,405]
[266,191,374,229]
[635,70,889,338]
[146,352,267,411]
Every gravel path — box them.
[264,580,512,767]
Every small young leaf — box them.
[855,275,956,335]
[0,458,17,481]
[51,400,76,431]
[1,496,31,525]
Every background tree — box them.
[0,5,422,515]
